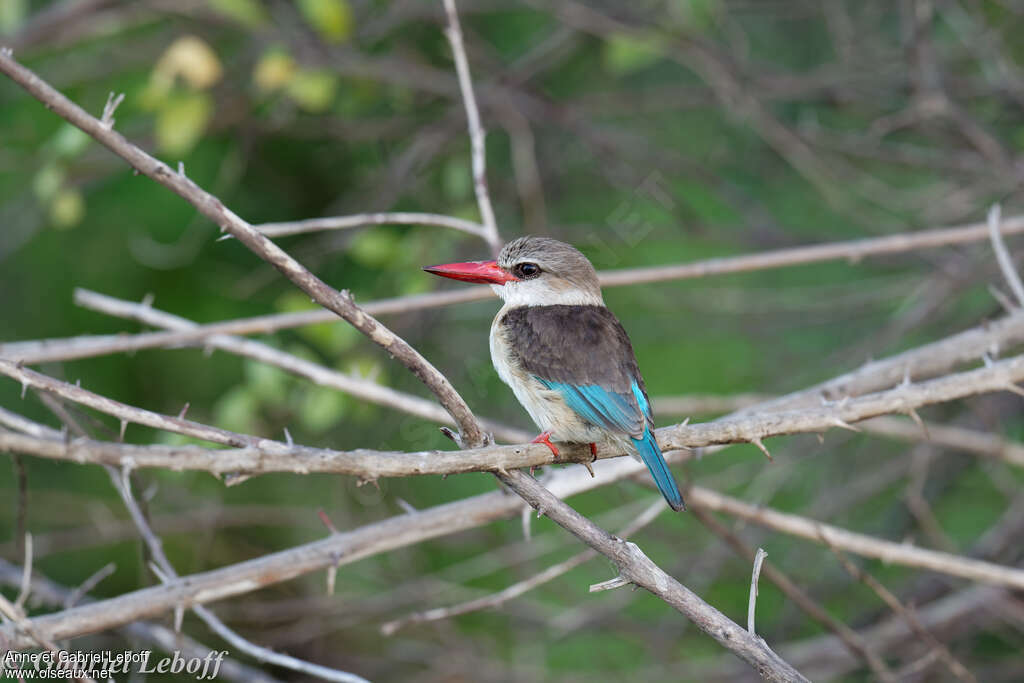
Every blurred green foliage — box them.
[2,1,1024,681]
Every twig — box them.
[109,464,370,683]
[0,359,279,448]
[859,415,1024,468]
[689,507,897,682]
[747,547,767,635]
[13,532,33,610]
[0,558,282,683]
[255,211,486,239]
[686,485,1024,590]
[987,203,1024,307]
[820,531,978,683]
[381,498,665,634]
[64,562,116,609]
[442,0,502,256]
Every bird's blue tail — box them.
[633,429,685,511]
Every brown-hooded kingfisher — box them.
[424,236,685,511]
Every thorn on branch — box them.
[100,92,125,129]
[830,417,860,432]
[395,498,417,515]
[317,509,339,535]
[589,575,630,592]
[751,437,773,461]
[439,426,463,447]
[580,459,595,477]
[906,408,929,440]
[177,402,190,419]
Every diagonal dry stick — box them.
[689,507,898,682]
[0,48,486,449]
[820,532,978,683]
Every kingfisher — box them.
[424,236,685,511]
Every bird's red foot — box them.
[531,430,559,457]
[589,442,598,461]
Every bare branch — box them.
[255,212,486,240]
[0,48,487,448]
[821,534,978,683]
[493,469,808,682]
[381,498,666,634]
[686,486,1024,590]
[4,351,1024,477]
[67,289,528,444]
[442,0,502,256]
[747,547,767,635]
[987,203,1024,307]
[4,211,1024,367]
[0,558,281,683]
[0,359,277,448]
[689,507,898,682]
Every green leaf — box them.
[155,91,213,155]
[350,231,400,268]
[49,124,91,159]
[670,0,720,30]
[50,189,85,229]
[299,385,347,432]
[0,0,26,34]
[244,359,291,402]
[442,159,472,202]
[286,69,338,113]
[214,386,261,434]
[603,35,665,75]
[33,164,64,201]
[210,0,268,27]
[298,0,353,43]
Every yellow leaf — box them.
[155,92,213,155]
[254,50,297,92]
[285,69,338,112]
[298,0,353,43]
[50,189,85,229]
[152,35,223,94]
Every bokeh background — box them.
[2,1,1024,680]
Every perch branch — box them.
[4,352,1024,477]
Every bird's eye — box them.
[513,262,541,279]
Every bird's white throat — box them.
[491,280,604,308]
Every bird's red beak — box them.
[422,260,518,285]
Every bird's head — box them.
[423,236,603,307]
